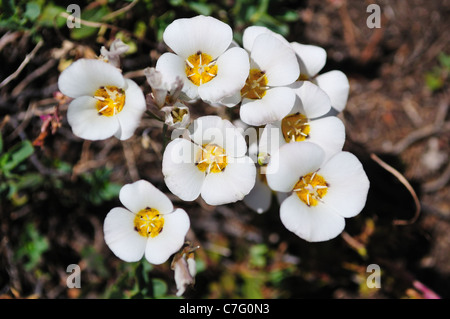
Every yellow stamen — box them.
[281,112,310,142]
[133,207,164,238]
[196,144,227,173]
[185,51,218,86]
[94,86,125,117]
[171,107,188,124]
[293,171,328,207]
[241,69,268,100]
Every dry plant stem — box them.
[370,153,421,226]
[422,160,450,193]
[11,59,57,97]
[122,140,140,181]
[389,121,450,155]
[101,0,138,21]
[0,40,43,88]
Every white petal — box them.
[250,33,299,86]
[58,59,125,98]
[280,194,345,242]
[163,15,232,59]
[266,142,325,192]
[291,81,331,119]
[162,138,206,201]
[119,180,174,215]
[258,123,286,157]
[145,208,190,265]
[201,156,256,206]
[314,70,349,112]
[189,116,247,157]
[240,86,296,126]
[198,47,249,103]
[189,115,225,148]
[243,26,290,52]
[319,152,370,218]
[290,42,327,78]
[308,116,346,161]
[66,96,119,140]
[243,170,272,214]
[115,79,146,140]
[156,52,199,100]
[103,207,146,262]
[214,91,242,108]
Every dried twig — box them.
[11,59,57,97]
[370,153,421,225]
[388,121,450,155]
[0,39,43,88]
[422,160,450,193]
[122,140,140,181]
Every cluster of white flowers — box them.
[57,15,370,295]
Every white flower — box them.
[162,115,256,206]
[291,42,349,112]
[266,142,370,242]
[259,81,346,162]
[103,180,190,264]
[58,59,146,140]
[155,15,250,104]
[161,102,190,130]
[237,26,300,126]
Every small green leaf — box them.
[70,6,110,40]
[24,2,41,21]
[3,140,34,172]
[438,52,450,70]
[188,2,212,16]
[152,278,168,298]
[37,4,66,28]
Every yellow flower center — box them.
[133,207,164,238]
[241,69,268,99]
[195,144,227,174]
[94,86,125,117]
[171,107,188,124]
[185,51,218,86]
[281,112,310,142]
[293,171,328,207]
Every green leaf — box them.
[188,2,212,16]
[425,72,443,91]
[2,140,34,172]
[16,223,49,271]
[152,278,168,298]
[70,6,110,40]
[24,2,41,21]
[438,52,450,70]
[37,3,66,28]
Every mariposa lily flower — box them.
[58,59,146,140]
[259,81,346,162]
[266,142,370,242]
[162,115,256,206]
[103,180,190,265]
[237,26,300,126]
[155,15,250,104]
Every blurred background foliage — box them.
[1,0,449,299]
